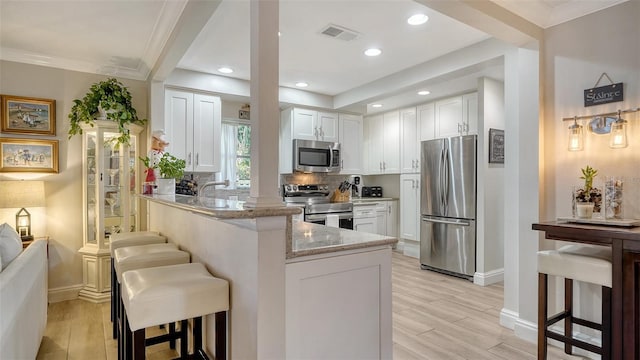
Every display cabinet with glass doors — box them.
[78,120,143,302]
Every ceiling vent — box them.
[319,24,360,41]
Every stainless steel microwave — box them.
[293,139,341,173]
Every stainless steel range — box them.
[282,183,353,230]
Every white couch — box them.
[0,239,48,359]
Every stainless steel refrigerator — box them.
[420,135,477,280]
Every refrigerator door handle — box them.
[421,216,470,227]
[443,148,450,213]
[439,148,445,212]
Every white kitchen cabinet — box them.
[463,92,478,136]
[353,204,377,233]
[375,204,387,236]
[386,200,398,238]
[364,111,400,174]
[164,89,221,173]
[434,92,478,138]
[286,108,339,142]
[418,102,435,141]
[339,113,363,174]
[400,174,420,242]
[400,107,420,173]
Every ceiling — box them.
[0,0,628,111]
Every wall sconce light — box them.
[564,107,639,151]
[609,110,628,149]
[0,180,45,241]
[567,117,584,151]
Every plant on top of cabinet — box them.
[68,78,146,145]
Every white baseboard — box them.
[473,268,504,286]
[48,284,83,303]
[514,317,537,344]
[499,308,518,330]
[402,239,419,259]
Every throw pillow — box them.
[0,223,22,270]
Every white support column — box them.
[245,0,283,208]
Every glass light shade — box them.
[567,123,584,151]
[609,119,628,148]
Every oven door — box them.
[305,213,353,230]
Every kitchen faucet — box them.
[198,180,230,198]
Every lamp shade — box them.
[0,181,45,208]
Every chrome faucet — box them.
[198,180,230,197]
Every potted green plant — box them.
[574,165,602,218]
[140,152,186,195]
[68,78,147,144]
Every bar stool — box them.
[120,262,229,360]
[114,243,190,359]
[110,231,167,338]
[537,244,612,360]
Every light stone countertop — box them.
[139,194,302,219]
[289,220,398,259]
[141,194,397,259]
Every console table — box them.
[532,221,640,360]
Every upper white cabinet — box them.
[434,92,478,138]
[165,89,221,173]
[339,114,363,174]
[400,107,419,174]
[364,111,400,174]
[288,108,339,142]
[418,103,435,142]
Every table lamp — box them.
[0,180,45,241]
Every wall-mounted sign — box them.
[584,83,623,107]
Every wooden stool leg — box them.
[564,278,573,354]
[180,319,188,359]
[123,301,133,360]
[538,273,548,360]
[602,286,612,360]
[133,329,145,360]
[215,312,227,360]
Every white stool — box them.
[114,243,190,359]
[109,231,167,339]
[537,244,612,360]
[121,263,229,360]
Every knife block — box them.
[331,189,350,203]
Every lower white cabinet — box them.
[400,174,420,241]
[353,204,377,233]
[286,248,393,359]
[353,200,397,237]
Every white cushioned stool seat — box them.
[538,244,612,287]
[109,231,166,257]
[114,243,189,282]
[121,262,230,331]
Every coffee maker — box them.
[350,175,362,198]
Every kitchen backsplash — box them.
[280,173,352,195]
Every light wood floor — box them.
[37,252,587,360]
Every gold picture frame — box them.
[1,95,56,136]
[0,138,59,173]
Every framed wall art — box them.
[1,95,56,136]
[488,128,505,164]
[0,138,59,173]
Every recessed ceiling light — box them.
[364,48,382,57]
[371,104,383,108]
[295,82,308,88]
[417,90,431,96]
[218,67,233,74]
[278,31,282,37]
[407,14,429,26]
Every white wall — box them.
[0,60,148,299]
[538,0,640,347]
[475,77,505,284]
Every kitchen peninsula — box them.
[141,194,397,359]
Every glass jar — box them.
[604,176,624,219]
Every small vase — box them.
[156,178,176,195]
[576,202,594,219]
